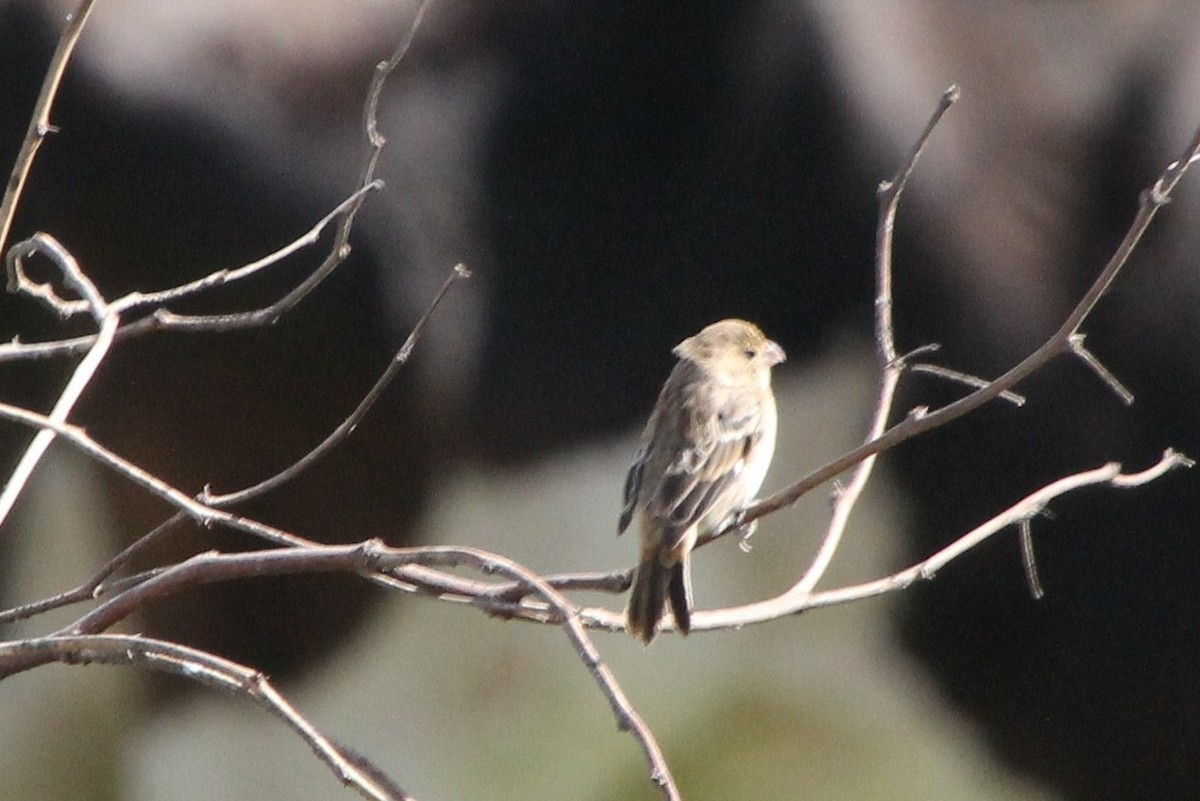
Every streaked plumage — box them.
[620,319,784,643]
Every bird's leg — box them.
[725,508,758,553]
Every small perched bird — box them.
[620,319,785,643]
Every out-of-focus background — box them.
[3,1,1200,799]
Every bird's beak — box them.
[761,339,786,366]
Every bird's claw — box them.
[731,510,758,553]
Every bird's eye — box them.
[744,348,757,359]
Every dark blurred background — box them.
[3,1,1200,799]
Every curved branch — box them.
[0,634,411,801]
[0,0,98,255]
[729,118,1200,533]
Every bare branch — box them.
[0,182,384,362]
[0,401,464,614]
[789,85,957,597]
[0,401,1190,644]
[6,234,100,319]
[910,362,1026,406]
[875,84,959,363]
[727,111,1200,533]
[0,260,471,616]
[0,539,680,801]
[677,451,1191,631]
[0,402,304,545]
[151,0,438,330]
[484,568,633,603]
[0,634,412,801]
[1018,518,1044,600]
[0,0,98,256]
[0,236,117,532]
[404,547,681,801]
[202,263,471,506]
[0,2,670,798]
[1068,333,1135,406]
[1,11,1195,790]
[112,182,385,315]
[1111,449,1194,485]
[0,398,615,632]
[0,0,436,361]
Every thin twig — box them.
[0,0,98,256]
[0,402,304,544]
[0,398,1190,642]
[0,402,573,629]
[0,634,411,801]
[1018,518,1044,600]
[113,183,385,314]
[202,263,470,506]
[0,513,188,625]
[0,0,451,595]
[788,85,958,597]
[56,541,392,640]
[0,0,435,359]
[0,518,625,626]
[0,261,470,617]
[483,568,633,603]
[676,450,1191,631]
[723,113,1200,535]
[0,183,384,361]
[399,547,682,801]
[0,237,116,532]
[910,363,1026,406]
[0,538,680,801]
[0,401,460,610]
[5,233,108,321]
[1068,333,1135,405]
[146,0,435,334]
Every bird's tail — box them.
[627,554,692,644]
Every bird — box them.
[619,318,785,643]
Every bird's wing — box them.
[618,447,644,535]
[646,377,763,550]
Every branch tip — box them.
[1170,449,1195,469]
[1068,334,1134,405]
[1018,518,1044,600]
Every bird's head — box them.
[673,319,786,384]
